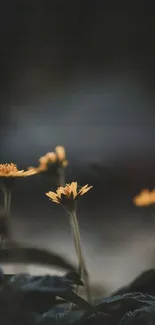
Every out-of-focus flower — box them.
[46,182,92,211]
[0,163,37,178]
[29,146,68,174]
[38,152,57,172]
[55,146,68,167]
[133,189,155,206]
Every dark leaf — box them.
[92,292,155,317]
[7,272,90,312]
[112,269,155,297]
[40,308,85,325]
[0,246,76,271]
[64,271,84,286]
[119,306,155,325]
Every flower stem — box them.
[0,187,12,249]
[4,188,12,218]
[70,211,83,275]
[57,168,65,187]
[69,211,91,304]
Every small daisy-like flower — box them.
[133,189,155,206]
[0,163,37,178]
[46,182,92,211]
[0,163,37,226]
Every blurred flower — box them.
[29,146,68,174]
[46,182,92,211]
[38,152,57,172]
[55,146,68,167]
[133,189,155,206]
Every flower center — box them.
[0,163,18,174]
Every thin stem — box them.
[2,187,26,273]
[70,211,83,275]
[4,189,12,218]
[69,211,91,304]
[0,235,4,250]
[57,168,65,187]
[0,187,12,250]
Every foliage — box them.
[0,266,155,325]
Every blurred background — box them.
[1,0,155,294]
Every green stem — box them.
[57,168,65,187]
[69,211,91,304]
[1,186,26,273]
[70,211,83,275]
[4,188,12,218]
[0,187,12,250]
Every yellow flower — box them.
[46,182,92,211]
[133,188,155,206]
[0,163,37,177]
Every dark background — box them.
[1,1,155,293]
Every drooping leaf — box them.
[0,246,76,271]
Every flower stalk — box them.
[46,182,93,304]
[4,188,12,218]
[0,186,12,250]
[0,163,37,253]
[57,168,65,187]
[69,210,91,303]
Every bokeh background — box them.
[1,1,155,294]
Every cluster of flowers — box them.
[0,146,92,211]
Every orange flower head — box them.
[133,188,155,207]
[0,163,37,178]
[46,182,92,211]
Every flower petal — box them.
[46,152,57,163]
[39,156,48,165]
[55,146,66,161]
[62,160,68,167]
[46,191,59,202]
[70,182,78,198]
[51,199,60,204]
[78,185,93,196]
[133,189,153,206]
[56,187,65,197]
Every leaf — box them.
[0,246,76,271]
[7,272,91,312]
[119,306,155,325]
[40,308,86,325]
[91,293,155,318]
[64,271,83,286]
[112,269,155,297]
